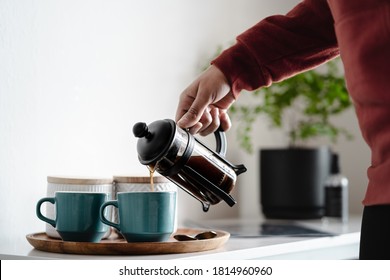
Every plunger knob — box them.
[133,122,150,138]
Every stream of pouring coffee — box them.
[147,165,155,192]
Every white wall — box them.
[0,0,369,247]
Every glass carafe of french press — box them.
[133,119,247,212]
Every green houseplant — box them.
[226,57,353,219]
[229,58,352,153]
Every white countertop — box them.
[0,216,361,260]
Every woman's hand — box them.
[175,65,236,135]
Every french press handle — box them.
[206,128,247,176]
[214,128,227,157]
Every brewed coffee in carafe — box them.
[133,119,246,211]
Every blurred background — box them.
[0,0,369,246]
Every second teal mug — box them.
[100,191,176,242]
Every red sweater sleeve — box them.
[212,0,339,97]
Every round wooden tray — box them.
[26,228,230,255]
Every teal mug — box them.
[36,191,110,242]
[100,191,176,242]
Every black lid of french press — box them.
[133,119,176,165]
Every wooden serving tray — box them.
[26,228,230,255]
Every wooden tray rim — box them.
[26,228,230,255]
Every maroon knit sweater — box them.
[212,0,390,206]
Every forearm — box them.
[212,0,339,97]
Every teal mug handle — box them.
[100,201,120,232]
[36,197,56,228]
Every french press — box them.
[133,119,247,212]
